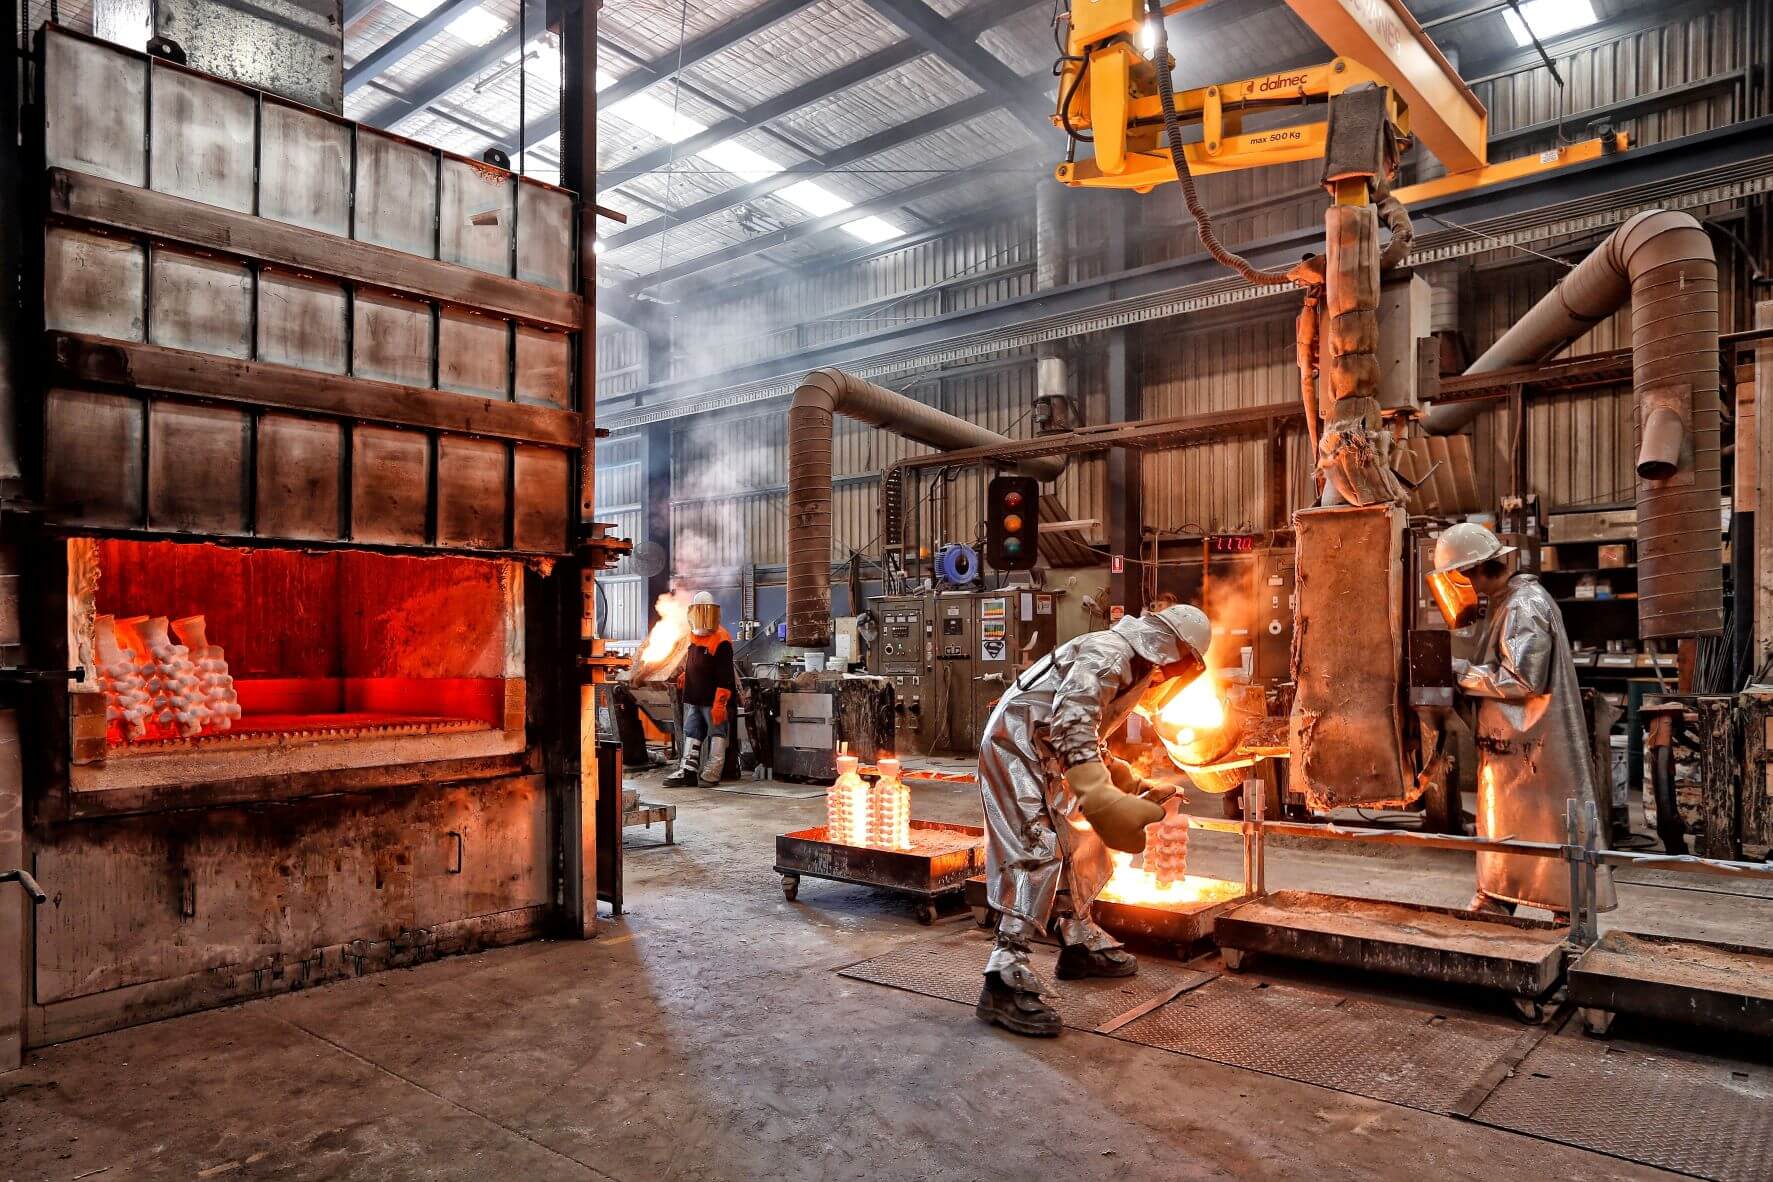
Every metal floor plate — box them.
[839,931,1215,1032]
[1472,1033,1773,1182]
[1109,976,1545,1115]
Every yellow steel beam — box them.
[1283,0,1487,173]
[1391,133,1629,204]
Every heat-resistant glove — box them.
[711,687,731,728]
[1066,760,1164,853]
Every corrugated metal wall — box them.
[596,325,648,401]
[594,432,647,641]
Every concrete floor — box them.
[4,773,1767,1182]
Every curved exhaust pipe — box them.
[787,368,1065,647]
[1424,210,1721,638]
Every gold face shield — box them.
[1428,567,1480,630]
[687,601,720,636]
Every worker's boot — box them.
[698,736,728,787]
[1055,943,1138,980]
[662,738,702,788]
[975,970,1061,1038]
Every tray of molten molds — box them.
[776,821,986,920]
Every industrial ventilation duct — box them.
[786,368,1065,647]
[1426,210,1722,639]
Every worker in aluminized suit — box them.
[974,603,1212,1037]
[1428,522,1617,917]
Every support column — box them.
[1,0,28,1071]
[554,0,600,938]
[1101,193,1142,614]
[643,418,674,609]
[1755,301,1773,674]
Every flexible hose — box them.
[1145,0,1298,287]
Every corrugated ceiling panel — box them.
[770,55,981,154]
[609,0,761,62]
[682,0,907,110]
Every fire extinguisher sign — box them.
[1110,554,1124,574]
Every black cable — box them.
[1057,54,1093,144]
[1144,0,1297,288]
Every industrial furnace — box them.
[8,26,615,1046]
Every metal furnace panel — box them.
[147,249,252,358]
[515,326,571,409]
[44,228,145,342]
[147,66,255,213]
[516,182,574,290]
[149,0,344,114]
[512,447,570,554]
[256,414,344,540]
[42,31,147,185]
[258,100,351,236]
[147,401,251,534]
[256,269,347,374]
[351,426,431,545]
[44,389,145,529]
[354,131,438,258]
[437,437,510,550]
[440,158,514,277]
[437,309,511,399]
[1289,504,1411,808]
[352,290,434,387]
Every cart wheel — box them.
[971,905,996,929]
[1221,948,1248,973]
[1510,996,1544,1024]
[1580,1006,1616,1038]
[917,903,939,926]
[781,873,800,902]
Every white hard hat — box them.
[691,591,715,606]
[1149,603,1211,661]
[1432,521,1515,575]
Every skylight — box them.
[1502,0,1598,48]
[594,72,902,247]
[386,0,510,48]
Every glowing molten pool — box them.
[1160,673,1226,745]
[1099,852,1245,908]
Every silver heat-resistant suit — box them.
[1461,572,1618,913]
[977,612,1192,986]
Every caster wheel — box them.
[917,903,938,926]
[781,874,800,902]
[1221,948,1248,973]
[1580,1006,1616,1037]
[972,905,996,929]
[1510,996,1544,1024]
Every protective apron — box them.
[1460,574,1617,912]
[978,613,1184,981]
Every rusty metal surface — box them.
[1214,891,1569,998]
[44,229,145,342]
[438,310,511,399]
[1472,1033,1773,1182]
[147,67,255,213]
[258,101,350,237]
[351,426,430,545]
[776,821,985,900]
[42,31,146,185]
[355,132,438,259]
[1113,975,1545,1115]
[1289,504,1411,809]
[256,269,347,375]
[44,389,145,529]
[440,160,513,278]
[147,401,250,534]
[513,447,571,554]
[839,929,1215,1032]
[437,437,509,551]
[255,415,344,541]
[516,182,575,291]
[1569,931,1773,1038]
[516,327,571,409]
[353,291,434,388]
[148,250,251,359]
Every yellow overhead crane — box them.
[1053,0,1627,204]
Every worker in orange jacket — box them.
[664,592,739,787]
